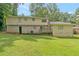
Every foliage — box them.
[29,3,71,22]
[75,8,79,15]
[73,8,79,24]
[70,8,79,24]
[46,3,60,21]
[29,3,48,17]
[59,12,71,22]
[0,3,18,30]
[11,3,18,16]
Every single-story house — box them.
[50,22,73,37]
[6,16,73,37]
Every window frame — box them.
[42,19,46,22]
[58,25,63,30]
[24,18,27,21]
[32,18,35,21]
[18,17,21,22]
[58,25,64,33]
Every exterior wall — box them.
[6,17,19,25]
[6,16,50,34]
[51,25,73,37]
[6,25,51,34]
[6,25,19,33]
[6,17,48,25]
[40,25,51,33]
[21,18,48,25]
[22,25,51,34]
[22,26,41,34]
[6,16,73,37]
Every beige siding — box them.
[21,18,48,25]
[22,26,40,34]
[51,25,73,37]
[6,16,73,37]
[6,17,48,25]
[6,25,19,33]
[41,26,51,33]
[6,17,19,25]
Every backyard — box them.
[0,33,79,56]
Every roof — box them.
[49,22,72,25]
[73,27,79,29]
[8,16,46,19]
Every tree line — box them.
[29,3,79,24]
[0,3,79,31]
[0,3,18,31]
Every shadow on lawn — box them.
[57,36,79,40]
[21,34,53,41]
[0,34,53,52]
[0,33,79,53]
[0,37,16,52]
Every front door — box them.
[19,26,22,34]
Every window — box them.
[18,17,21,22]
[42,19,46,22]
[32,18,35,21]
[58,25,63,30]
[24,18,27,21]
[58,25,63,33]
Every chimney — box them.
[45,15,49,25]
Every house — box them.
[50,22,73,37]
[6,16,73,37]
[6,16,51,34]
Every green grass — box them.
[0,33,79,56]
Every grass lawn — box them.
[0,33,79,56]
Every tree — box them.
[29,3,48,17]
[0,4,12,30]
[29,3,76,22]
[59,12,71,22]
[29,3,61,21]
[75,8,79,15]
[11,3,18,16]
[46,3,60,21]
[70,8,79,24]
[0,3,18,31]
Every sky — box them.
[18,3,79,16]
